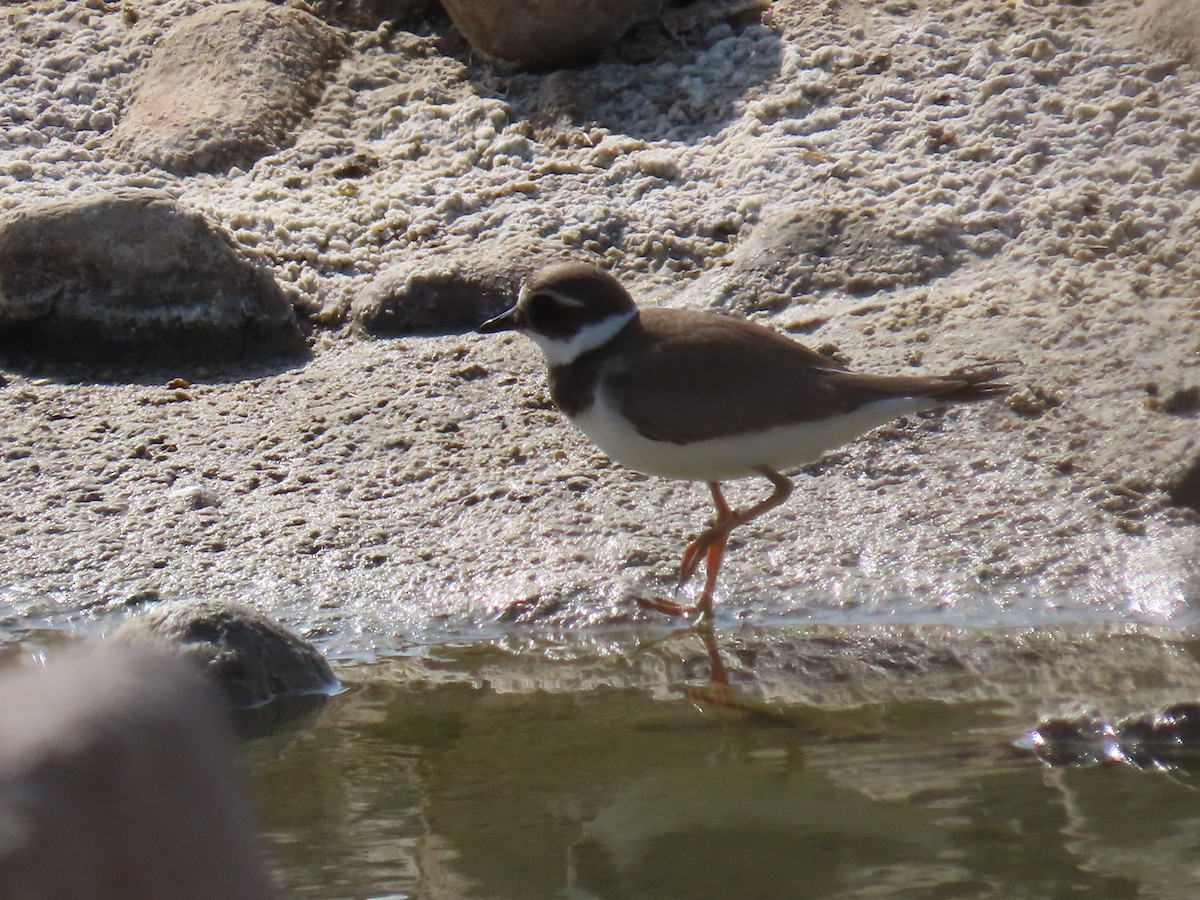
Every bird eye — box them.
[524,292,554,323]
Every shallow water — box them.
[241,625,1200,899]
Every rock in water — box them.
[113,598,338,708]
[440,0,666,69]
[112,1,346,174]
[0,188,307,367]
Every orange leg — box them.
[677,481,734,588]
[639,468,794,621]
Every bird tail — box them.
[821,364,1012,406]
[932,366,1012,403]
[931,366,1012,403]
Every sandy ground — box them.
[1,1,1198,689]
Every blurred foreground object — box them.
[0,646,275,899]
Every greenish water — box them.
[244,627,1200,899]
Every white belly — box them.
[572,391,936,481]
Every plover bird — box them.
[478,261,1008,619]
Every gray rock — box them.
[1137,0,1200,66]
[0,645,275,900]
[113,598,338,708]
[699,201,963,315]
[439,0,666,69]
[305,0,444,29]
[354,237,562,334]
[112,1,346,174]
[1169,455,1200,516]
[0,188,307,366]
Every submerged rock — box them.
[1028,702,1200,769]
[0,188,306,366]
[113,1,346,174]
[114,598,338,708]
[440,0,666,69]
[0,645,274,899]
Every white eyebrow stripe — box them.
[517,282,588,307]
[539,289,587,309]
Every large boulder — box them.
[439,0,666,69]
[112,1,346,174]
[0,646,275,899]
[0,189,307,366]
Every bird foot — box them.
[636,593,713,621]
[676,526,730,589]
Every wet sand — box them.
[1,0,1198,674]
